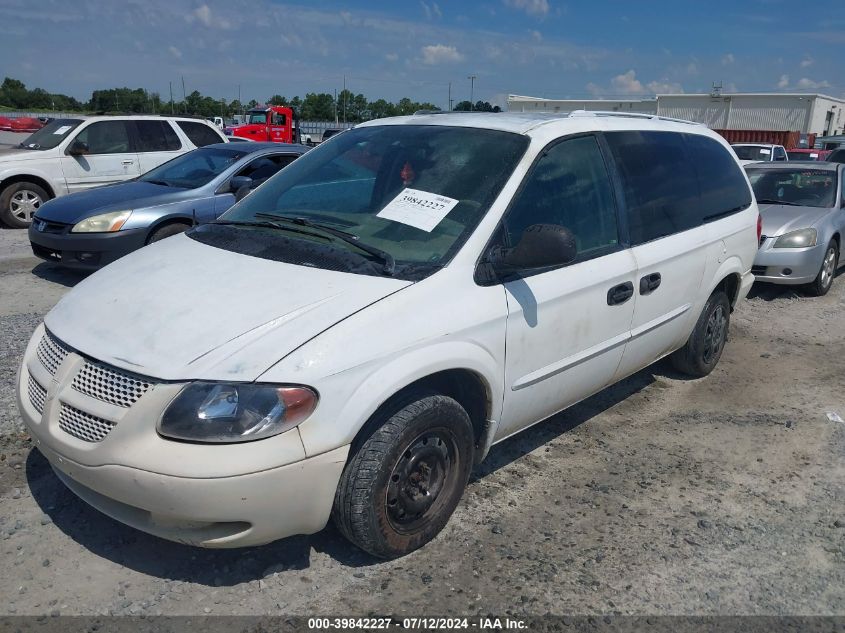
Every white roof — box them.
[357,110,708,136]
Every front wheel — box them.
[806,241,838,297]
[332,390,475,559]
[670,290,730,377]
[148,222,191,243]
[0,182,49,228]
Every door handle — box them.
[639,272,662,295]
[607,281,634,306]
[121,160,134,165]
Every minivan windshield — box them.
[733,145,773,161]
[746,168,837,208]
[139,146,248,189]
[18,118,84,150]
[218,124,529,274]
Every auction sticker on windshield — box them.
[377,188,459,232]
[53,126,72,135]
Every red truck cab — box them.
[227,105,302,144]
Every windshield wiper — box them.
[756,199,800,206]
[212,219,331,241]
[255,212,396,275]
[144,179,172,187]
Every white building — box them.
[507,93,845,136]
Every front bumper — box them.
[752,238,825,285]
[17,324,348,548]
[28,221,148,270]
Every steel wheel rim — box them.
[385,429,458,534]
[702,305,727,365]
[820,248,836,289]
[10,189,42,221]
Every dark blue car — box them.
[29,142,308,269]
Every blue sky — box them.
[1,0,843,108]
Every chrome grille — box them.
[36,330,71,376]
[72,360,151,408]
[28,374,47,415]
[58,404,115,443]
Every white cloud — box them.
[385,52,399,62]
[647,80,684,94]
[168,45,182,59]
[777,74,790,89]
[186,4,230,29]
[685,62,698,75]
[796,77,831,89]
[611,69,645,94]
[721,53,735,65]
[420,2,442,19]
[530,29,543,42]
[503,0,550,17]
[800,56,814,68]
[420,43,464,64]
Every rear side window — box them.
[605,131,699,244]
[177,121,224,147]
[606,131,751,245]
[134,121,181,152]
[685,134,752,221]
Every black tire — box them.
[332,390,475,559]
[806,241,838,297]
[148,222,191,243]
[670,290,731,377]
[0,181,50,228]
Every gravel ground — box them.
[0,227,843,617]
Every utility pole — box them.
[334,88,338,124]
[343,75,347,124]
[448,82,452,111]
[169,82,174,114]
[181,76,187,114]
[468,75,476,111]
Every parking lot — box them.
[1,223,843,617]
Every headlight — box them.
[71,210,132,233]
[158,382,318,443]
[773,228,817,248]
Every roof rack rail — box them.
[568,109,700,125]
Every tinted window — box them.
[828,149,845,164]
[502,135,618,258]
[732,145,773,161]
[134,121,181,152]
[73,121,131,154]
[235,154,298,181]
[685,134,753,220]
[177,121,224,147]
[139,147,248,189]
[774,146,787,161]
[605,131,699,244]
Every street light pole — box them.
[467,75,476,111]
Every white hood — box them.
[45,234,411,381]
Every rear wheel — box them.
[148,222,191,243]
[332,390,475,559]
[806,241,838,297]
[670,290,730,377]
[0,182,49,228]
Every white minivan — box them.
[0,115,227,227]
[17,112,759,558]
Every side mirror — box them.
[494,224,578,274]
[228,175,253,193]
[67,140,89,156]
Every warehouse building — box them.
[507,92,845,137]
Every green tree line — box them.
[0,77,463,122]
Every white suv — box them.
[0,115,227,227]
[17,111,759,557]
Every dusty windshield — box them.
[747,168,837,208]
[218,124,529,273]
[18,119,84,150]
[733,145,772,161]
[247,112,268,124]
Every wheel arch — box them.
[706,256,745,310]
[145,216,194,244]
[0,174,56,200]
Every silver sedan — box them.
[747,162,844,296]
